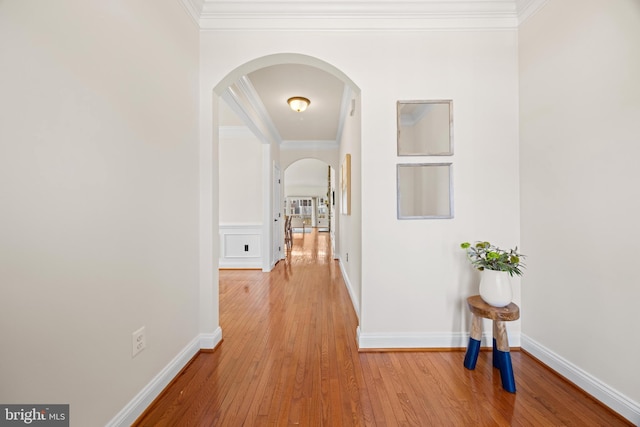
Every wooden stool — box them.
[463,295,520,393]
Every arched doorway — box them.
[283,158,337,255]
[200,53,361,349]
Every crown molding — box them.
[177,0,205,27]
[180,0,551,31]
[236,76,283,144]
[218,126,338,151]
[220,77,283,146]
[515,0,548,25]
[192,0,519,31]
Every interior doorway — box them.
[283,158,335,247]
[206,53,362,350]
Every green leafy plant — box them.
[460,241,526,277]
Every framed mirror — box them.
[397,100,453,156]
[397,163,453,219]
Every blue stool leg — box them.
[464,314,483,370]
[464,338,481,370]
[495,350,516,392]
[494,320,516,393]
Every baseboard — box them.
[338,257,360,320]
[199,327,223,350]
[106,330,223,427]
[521,334,640,425]
[357,330,521,350]
[219,259,262,269]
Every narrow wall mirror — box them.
[397,100,453,156]
[397,163,453,219]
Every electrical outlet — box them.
[132,326,146,358]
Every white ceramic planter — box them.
[479,269,513,307]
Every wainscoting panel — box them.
[219,224,262,269]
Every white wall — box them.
[0,1,200,425]
[519,0,640,420]
[200,29,519,348]
[356,31,520,346]
[280,148,339,172]
[285,158,329,198]
[338,93,363,319]
[218,126,264,268]
[219,126,263,224]
[266,121,283,268]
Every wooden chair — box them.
[284,216,293,250]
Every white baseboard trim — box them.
[106,330,223,427]
[219,259,262,269]
[521,334,640,425]
[358,331,520,349]
[200,327,223,349]
[338,257,360,320]
[358,330,521,350]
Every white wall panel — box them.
[0,1,201,425]
[201,29,520,346]
[519,0,640,421]
[219,225,263,269]
[219,126,263,224]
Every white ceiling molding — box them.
[218,125,338,156]
[178,0,205,26]
[220,88,264,143]
[195,0,520,31]
[180,0,550,31]
[220,78,283,145]
[235,76,283,144]
[515,0,548,25]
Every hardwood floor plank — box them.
[134,229,633,427]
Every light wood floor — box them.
[134,229,631,426]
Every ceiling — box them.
[221,63,350,151]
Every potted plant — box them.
[460,241,526,307]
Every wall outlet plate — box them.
[132,326,146,358]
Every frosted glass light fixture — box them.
[287,97,310,112]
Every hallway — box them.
[134,230,630,426]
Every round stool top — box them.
[467,295,520,321]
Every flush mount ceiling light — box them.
[287,96,310,112]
